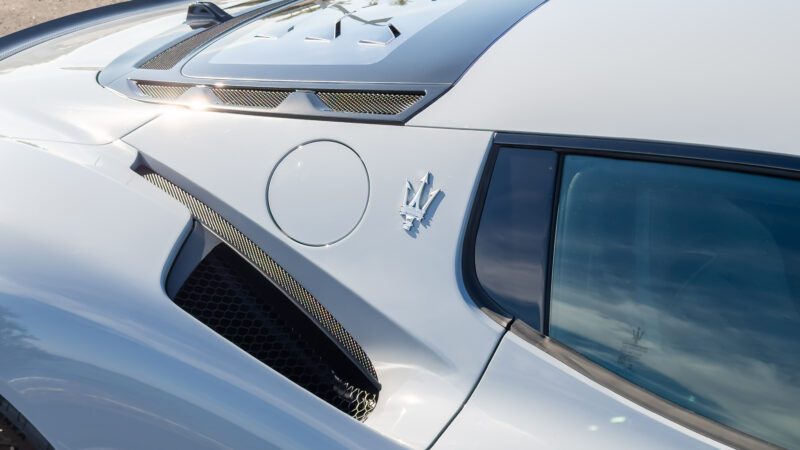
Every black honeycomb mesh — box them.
[174,244,377,420]
[139,2,291,70]
[139,170,378,383]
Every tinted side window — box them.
[550,156,800,448]
[473,148,557,329]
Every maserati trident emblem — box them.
[400,172,441,231]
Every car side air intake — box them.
[137,167,380,421]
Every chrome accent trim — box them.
[400,172,441,232]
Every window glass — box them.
[550,156,800,448]
[474,148,556,329]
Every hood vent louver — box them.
[131,80,426,120]
[316,91,423,115]
[139,1,292,70]
[136,82,191,100]
[101,0,547,123]
[211,86,290,109]
[138,168,379,421]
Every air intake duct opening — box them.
[138,167,380,420]
[174,236,377,419]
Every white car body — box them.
[0,1,797,449]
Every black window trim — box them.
[1,394,54,450]
[463,132,800,450]
[461,143,516,328]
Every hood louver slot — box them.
[129,78,429,120]
[211,87,290,109]
[316,91,423,115]
[139,1,292,70]
[100,0,542,124]
[136,82,191,100]
[138,168,379,421]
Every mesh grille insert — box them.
[211,87,290,109]
[137,166,380,420]
[139,170,377,381]
[175,245,377,420]
[139,2,288,70]
[136,82,191,100]
[316,91,424,115]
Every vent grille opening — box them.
[138,168,379,421]
[316,91,423,115]
[131,81,423,118]
[136,82,191,100]
[211,87,290,109]
[139,170,378,383]
[175,244,377,420]
[139,3,285,70]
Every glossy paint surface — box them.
[411,0,800,156]
[0,138,409,449]
[124,111,501,448]
[181,0,543,84]
[433,332,727,450]
[194,0,465,67]
[268,140,369,246]
[1,0,796,448]
[0,6,182,144]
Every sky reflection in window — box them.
[550,156,800,448]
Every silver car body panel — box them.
[0,0,797,448]
[97,0,547,123]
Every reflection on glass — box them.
[550,156,800,448]
[474,148,556,329]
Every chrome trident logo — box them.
[400,172,441,231]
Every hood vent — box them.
[136,82,191,100]
[139,1,293,70]
[316,91,423,115]
[131,80,426,120]
[100,0,546,123]
[138,168,380,420]
[211,86,290,109]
